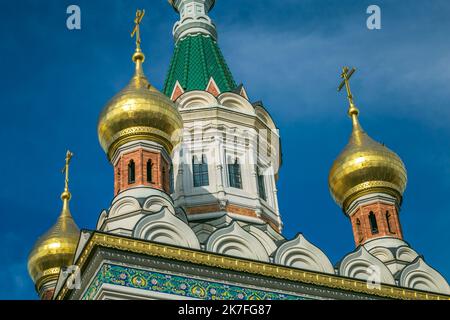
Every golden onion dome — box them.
[328,105,407,211]
[97,49,183,160]
[28,152,80,293]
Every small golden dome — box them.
[328,106,407,211]
[97,50,183,160]
[28,192,80,293]
[28,151,80,293]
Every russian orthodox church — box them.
[28,0,450,300]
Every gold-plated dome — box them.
[97,17,183,160]
[28,151,80,293]
[329,67,407,211]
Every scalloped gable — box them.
[338,246,396,285]
[399,257,450,294]
[206,221,270,261]
[133,207,201,249]
[274,234,334,274]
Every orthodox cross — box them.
[338,66,356,106]
[131,9,146,50]
[62,150,73,192]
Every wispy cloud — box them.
[218,1,450,129]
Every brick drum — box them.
[350,201,403,246]
[114,148,170,195]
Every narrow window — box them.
[257,167,267,201]
[192,155,209,187]
[117,168,121,192]
[162,167,166,190]
[128,160,135,184]
[386,211,394,234]
[369,211,378,234]
[146,159,153,183]
[228,158,242,189]
[356,218,363,242]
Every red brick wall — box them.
[41,288,54,300]
[186,204,281,231]
[171,83,184,101]
[350,201,403,246]
[206,79,220,97]
[114,148,170,195]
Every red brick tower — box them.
[329,67,407,246]
[97,11,183,196]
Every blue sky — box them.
[0,0,449,299]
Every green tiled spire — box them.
[164,1,236,97]
[163,34,237,97]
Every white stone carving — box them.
[339,246,396,285]
[133,207,200,249]
[274,234,334,274]
[399,258,450,294]
[206,222,270,261]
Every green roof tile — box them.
[163,34,237,97]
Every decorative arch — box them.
[274,234,334,274]
[133,207,200,249]
[206,222,270,262]
[176,90,218,110]
[217,92,255,114]
[191,223,217,244]
[254,105,277,130]
[395,246,419,263]
[399,258,450,294]
[338,246,395,285]
[96,210,108,230]
[368,246,395,263]
[108,197,141,219]
[244,225,278,256]
[142,193,174,214]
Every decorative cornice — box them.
[170,0,217,42]
[55,232,450,300]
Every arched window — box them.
[146,159,153,183]
[228,158,242,189]
[369,211,378,234]
[192,154,209,187]
[386,211,394,234]
[356,218,363,242]
[257,167,267,201]
[128,160,135,184]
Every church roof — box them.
[163,34,237,97]
[54,231,450,300]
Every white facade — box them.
[172,91,282,231]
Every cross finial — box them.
[131,9,145,51]
[61,150,73,202]
[338,67,359,118]
[338,67,356,104]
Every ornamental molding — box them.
[274,234,334,274]
[338,246,396,285]
[55,232,450,300]
[399,258,450,294]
